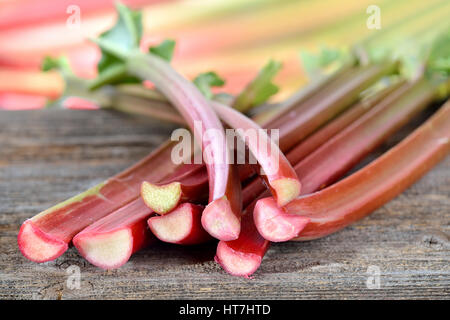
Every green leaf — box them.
[98,2,142,58]
[91,2,143,89]
[41,56,72,74]
[426,31,450,76]
[193,71,225,99]
[300,46,347,80]
[149,39,176,62]
[233,60,282,112]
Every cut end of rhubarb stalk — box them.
[141,181,182,215]
[18,220,68,263]
[215,241,261,278]
[148,203,205,245]
[73,229,133,270]
[202,197,241,241]
[270,178,301,207]
[254,197,310,242]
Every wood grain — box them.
[0,109,448,300]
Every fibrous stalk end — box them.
[271,178,301,207]
[202,197,241,241]
[254,197,310,242]
[148,203,195,244]
[215,241,261,278]
[141,181,182,215]
[18,220,68,263]
[73,229,133,270]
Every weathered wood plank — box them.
[0,109,448,299]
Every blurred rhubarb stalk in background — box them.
[0,0,449,109]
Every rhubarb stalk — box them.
[289,98,450,239]
[22,48,364,264]
[89,3,242,241]
[148,203,212,245]
[254,78,442,242]
[216,78,445,276]
[72,198,157,270]
[17,140,186,263]
[211,101,301,206]
[270,62,397,151]
[140,69,392,214]
[70,65,399,269]
[71,73,367,268]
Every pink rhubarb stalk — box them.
[141,73,391,216]
[72,198,157,270]
[72,86,356,268]
[254,78,440,242]
[285,80,403,165]
[128,51,242,241]
[17,140,185,263]
[269,62,397,151]
[18,62,394,264]
[211,101,301,206]
[240,80,400,209]
[18,62,393,263]
[216,79,444,276]
[289,98,450,239]
[214,203,270,278]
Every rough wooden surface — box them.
[0,109,448,300]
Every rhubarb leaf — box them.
[41,56,73,75]
[300,46,347,80]
[98,2,142,58]
[426,32,450,76]
[193,72,226,99]
[149,39,176,62]
[89,2,143,90]
[233,60,282,112]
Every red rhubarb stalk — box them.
[289,98,450,239]
[127,51,242,241]
[108,73,399,269]
[211,101,301,206]
[214,203,271,278]
[284,80,403,165]
[254,78,440,242]
[19,59,360,264]
[89,3,242,241]
[216,79,444,276]
[240,80,401,208]
[17,140,186,263]
[270,62,397,151]
[72,80,366,268]
[72,198,157,270]
[148,203,212,245]
[140,71,390,215]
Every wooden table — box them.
[1,109,448,299]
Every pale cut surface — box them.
[18,220,68,263]
[202,198,240,241]
[215,241,261,278]
[254,197,310,242]
[74,229,133,270]
[271,178,301,206]
[149,208,193,243]
[141,181,182,214]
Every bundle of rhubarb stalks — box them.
[18,3,450,277]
